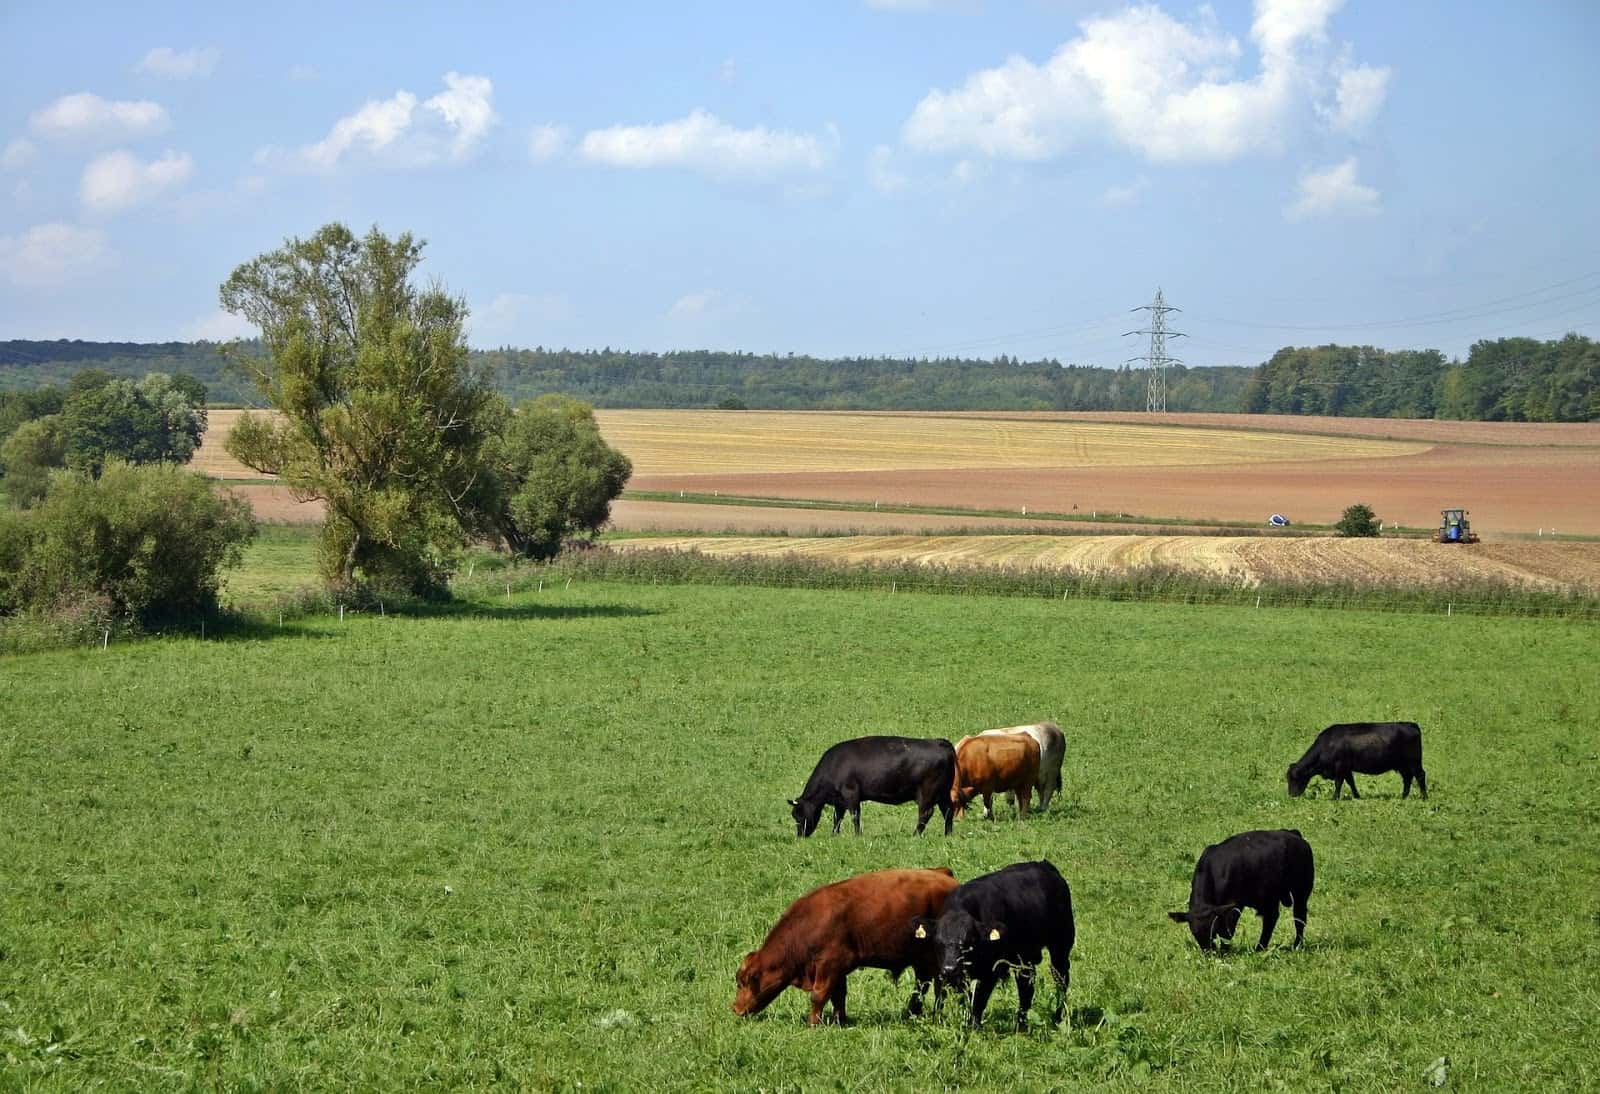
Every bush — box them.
[1336,503,1381,537]
[6,462,257,625]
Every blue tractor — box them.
[1434,508,1479,544]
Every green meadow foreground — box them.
[2,583,1596,1089]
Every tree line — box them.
[4,334,1593,420]
[1242,337,1599,421]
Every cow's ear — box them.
[910,916,933,940]
[983,921,1004,942]
[1167,910,1191,924]
[787,798,800,808]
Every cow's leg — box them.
[905,969,933,1018]
[851,801,863,836]
[913,794,937,835]
[1416,767,1428,800]
[1330,771,1342,800]
[1291,889,1309,948]
[1017,785,1030,819]
[1256,905,1279,950]
[966,975,999,1027]
[806,977,830,1025]
[1014,965,1036,1030]
[1402,770,1413,798]
[940,797,954,836]
[1038,779,1053,812]
[1345,774,1360,799]
[982,792,994,821]
[828,977,849,1025]
[831,805,845,835]
[1045,946,1070,1025]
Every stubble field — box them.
[2,580,1596,1089]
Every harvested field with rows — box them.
[592,409,1426,473]
[613,534,1600,593]
[199,408,1600,536]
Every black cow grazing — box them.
[1168,829,1314,952]
[789,736,957,837]
[910,860,1074,1029]
[1287,721,1427,800]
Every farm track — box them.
[612,534,1600,592]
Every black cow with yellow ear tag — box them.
[911,860,1074,1029]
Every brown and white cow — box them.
[979,722,1066,811]
[733,867,960,1025]
[951,733,1041,820]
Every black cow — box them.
[1287,721,1427,800]
[910,860,1074,1029]
[789,736,957,837]
[1168,829,1314,952]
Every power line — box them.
[1125,288,1185,412]
[1190,270,1600,333]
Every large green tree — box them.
[220,224,500,594]
[483,395,632,559]
[59,372,207,475]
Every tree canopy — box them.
[221,223,501,594]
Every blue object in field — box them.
[1446,525,1461,542]
[1268,514,1289,527]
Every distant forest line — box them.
[0,334,1594,420]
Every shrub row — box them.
[531,545,1600,620]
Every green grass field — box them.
[3,581,1596,1089]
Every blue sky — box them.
[2,1,1597,368]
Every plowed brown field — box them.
[614,535,1600,592]
[201,408,1600,536]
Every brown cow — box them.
[952,733,1041,820]
[733,867,959,1025]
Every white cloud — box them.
[667,289,721,319]
[136,46,220,79]
[265,72,494,170]
[1326,63,1390,134]
[2,138,36,170]
[80,149,194,213]
[470,292,573,345]
[182,310,256,341]
[951,159,981,186]
[0,222,112,288]
[867,144,908,193]
[1101,174,1149,206]
[579,110,835,180]
[903,0,1383,165]
[1286,156,1379,220]
[30,92,168,141]
[424,72,495,159]
[528,124,570,162]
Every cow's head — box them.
[732,950,783,1017]
[788,798,821,838]
[912,910,1006,987]
[1285,762,1310,798]
[1167,904,1242,951]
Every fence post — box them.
[339,604,345,621]
[102,627,109,649]
[1447,602,1452,617]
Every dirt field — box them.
[593,409,1424,473]
[848,411,1600,447]
[202,408,1600,536]
[613,534,1600,592]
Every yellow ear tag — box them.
[915,925,927,939]
[988,928,1001,941]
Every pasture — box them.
[3,580,1596,1089]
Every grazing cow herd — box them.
[739,718,1429,1028]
